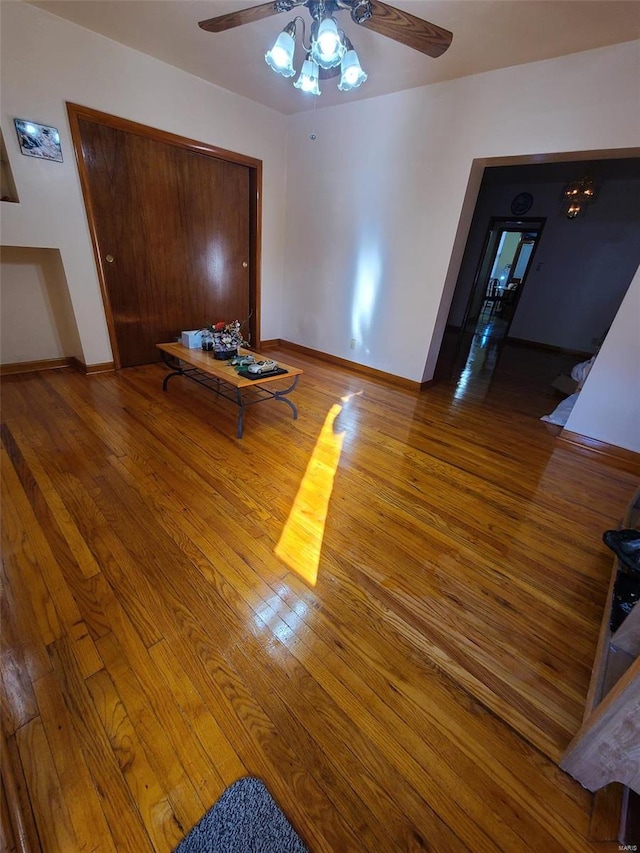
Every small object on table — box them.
[213,347,238,360]
[181,329,203,349]
[247,360,278,374]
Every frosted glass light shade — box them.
[311,17,344,68]
[294,58,321,95]
[338,49,367,90]
[265,30,296,77]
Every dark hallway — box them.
[435,156,640,419]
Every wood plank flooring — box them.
[1,346,637,852]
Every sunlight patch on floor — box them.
[275,394,358,586]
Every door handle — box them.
[105,254,115,263]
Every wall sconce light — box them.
[562,174,598,219]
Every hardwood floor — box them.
[1,347,637,852]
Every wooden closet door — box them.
[77,118,251,367]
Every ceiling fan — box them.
[199,1,453,95]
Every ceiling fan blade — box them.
[199,1,283,33]
[361,1,452,58]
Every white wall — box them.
[566,265,640,453]
[0,1,289,365]
[283,41,640,383]
[0,246,82,364]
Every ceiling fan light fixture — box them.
[294,56,321,95]
[338,39,367,90]
[265,23,297,77]
[200,0,453,98]
[311,16,345,69]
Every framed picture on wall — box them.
[14,118,63,162]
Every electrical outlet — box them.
[350,338,357,350]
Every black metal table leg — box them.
[236,387,245,439]
[162,370,183,391]
[160,349,185,390]
[273,374,300,420]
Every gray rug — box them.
[174,777,309,853]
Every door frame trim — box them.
[66,102,263,369]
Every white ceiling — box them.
[29,0,640,114]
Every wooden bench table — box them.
[156,342,303,438]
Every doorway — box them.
[67,103,262,368]
[436,218,544,386]
[463,219,544,336]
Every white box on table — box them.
[181,329,203,349]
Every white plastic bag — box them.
[570,356,595,389]
[540,392,580,426]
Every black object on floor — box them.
[603,528,640,574]
[610,570,640,633]
[173,777,309,853]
